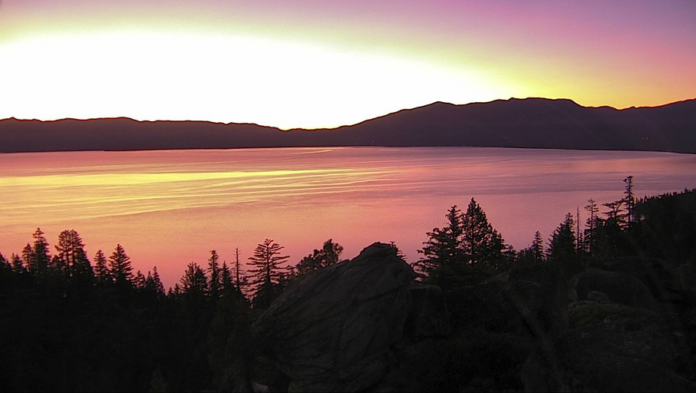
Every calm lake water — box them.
[1,147,695,288]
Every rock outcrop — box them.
[252,243,418,392]
[248,247,696,392]
[569,269,658,311]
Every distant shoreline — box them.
[2,97,695,154]
[1,145,692,156]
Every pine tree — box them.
[461,198,506,272]
[220,262,234,293]
[232,248,246,294]
[11,253,25,274]
[149,266,165,296]
[22,244,35,273]
[133,270,147,290]
[517,231,545,266]
[603,200,626,226]
[31,228,51,276]
[547,213,577,262]
[55,229,93,285]
[94,250,111,284]
[247,239,289,308]
[320,239,343,267]
[292,239,344,278]
[531,231,545,262]
[180,262,207,298]
[208,250,221,300]
[109,244,133,287]
[624,176,636,227]
[416,205,464,289]
[584,199,599,254]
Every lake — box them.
[1,146,695,288]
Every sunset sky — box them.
[1,0,695,129]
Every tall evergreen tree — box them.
[461,198,506,272]
[30,228,51,276]
[417,205,464,289]
[94,249,111,284]
[147,266,165,296]
[531,231,545,262]
[624,175,636,227]
[55,229,93,285]
[21,244,35,273]
[220,261,234,294]
[584,198,599,254]
[109,244,133,287]
[11,253,25,274]
[247,239,289,308]
[208,250,221,300]
[180,262,208,298]
[603,200,626,226]
[547,213,577,262]
[133,270,147,290]
[517,230,545,266]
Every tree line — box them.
[415,177,696,295]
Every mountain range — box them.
[1,97,695,153]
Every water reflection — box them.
[1,147,695,287]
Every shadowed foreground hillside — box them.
[1,189,696,391]
[1,97,695,153]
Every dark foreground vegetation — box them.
[1,179,696,391]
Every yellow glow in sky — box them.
[1,1,694,128]
[0,30,509,129]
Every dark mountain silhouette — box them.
[1,97,695,153]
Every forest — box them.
[1,178,695,392]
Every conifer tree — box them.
[133,270,147,290]
[531,231,545,262]
[180,262,207,298]
[109,244,133,287]
[547,213,577,262]
[417,205,464,289]
[584,199,599,253]
[208,250,221,300]
[11,253,25,274]
[31,228,51,276]
[517,231,545,266]
[292,239,344,278]
[232,248,246,293]
[22,244,35,273]
[461,198,506,272]
[624,176,636,227]
[603,200,626,226]
[146,266,165,296]
[247,239,289,308]
[220,261,234,293]
[55,229,93,285]
[94,250,111,284]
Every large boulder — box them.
[556,314,696,392]
[252,243,417,392]
[606,258,684,304]
[569,269,658,311]
[449,264,569,335]
[403,284,450,339]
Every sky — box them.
[1,0,695,129]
